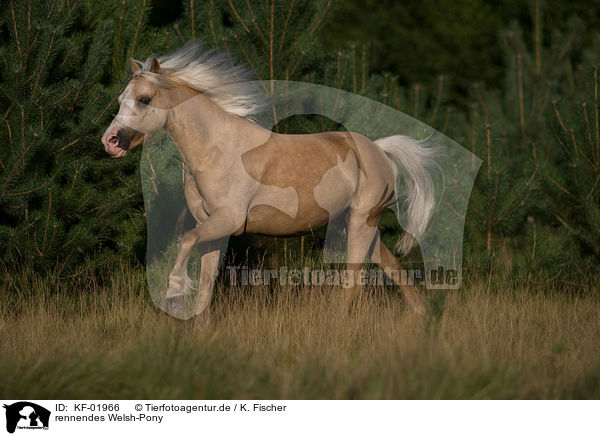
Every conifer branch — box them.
[333,52,348,112]
[500,165,539,218]
[129,0,148,58]
[545,175,581,204]
[70,55,101,111]
[227,0,251,35]
[350,45,357,93]
[582,103,594,158]
[442,107,451,133]
[26,0,31,47]
[269,0,274,84]
[189,0,195,39]
[486,123,492,179]
[287,50,305,77]
[412,85,420,118]
[550,120,570,158]
[473,83,489,121]
[32,30,56,98]
[595,66,600,164]
[589,174,600,198]
[9,1,22,60]
[534,0,542,74]
[246,0,267,47]
[40,188,53,257]
[361,45,367,91]
[308,0,331,38]
[208,0,217,46]
[552,101,568,130]
[556,19,579,64]
[65,169,79,199]
[517,54,525,137]
[532,79,552,125]
[4,119,14,154]
[429,75,444,125]
[278,0,296,51]
[25,23,42,61]
[173,23,185,43]
[59,139,80,152]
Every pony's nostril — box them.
[108,135,118,145]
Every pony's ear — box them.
[150,58,161,74]
[130,58,141,74]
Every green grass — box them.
[1,265,599,399]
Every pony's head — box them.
[102,58,171,157]
[102,43,266,157]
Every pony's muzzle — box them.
[102,125,144,158]
[102,125,127,158]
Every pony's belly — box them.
[241,168,355,236]
[243,204,332,236]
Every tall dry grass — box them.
[1,265,599,399]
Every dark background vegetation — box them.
[150,0,600,104]
[1,0,599,286]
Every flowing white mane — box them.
[136,43,266,119]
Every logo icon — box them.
[3,402,50,434]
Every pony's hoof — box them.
[400,285,428,315]
[193,309,212,329]
[165,294,186,314]
[407,296,428,315]
[411,302,427,315]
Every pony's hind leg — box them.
[344,210,427,315]
[340,210,378,316]
[373,234,426,314]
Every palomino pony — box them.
[102,44,439,316]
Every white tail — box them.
[375,135,440,254]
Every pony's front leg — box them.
[193,238,226,317]
[166,230,205,300]
[166,236,224,290]
[166,236,227,318]
[165,208,243,315]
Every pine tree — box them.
[0,0,170,276]
[543,37,600,265]
[458,5,583,272]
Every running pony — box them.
[102,44,439,316]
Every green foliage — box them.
[0,0,599,285]
[463,120,540,259]
[543,40,600,262]
[321,0,600,107]
[0,0,170,274]
[453,10,594,281]
[322,0,527,103]
[170,0,335,81]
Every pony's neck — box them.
[164,89,268,170]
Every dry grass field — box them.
[1,266,599,399]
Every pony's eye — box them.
[137,97,151,106]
